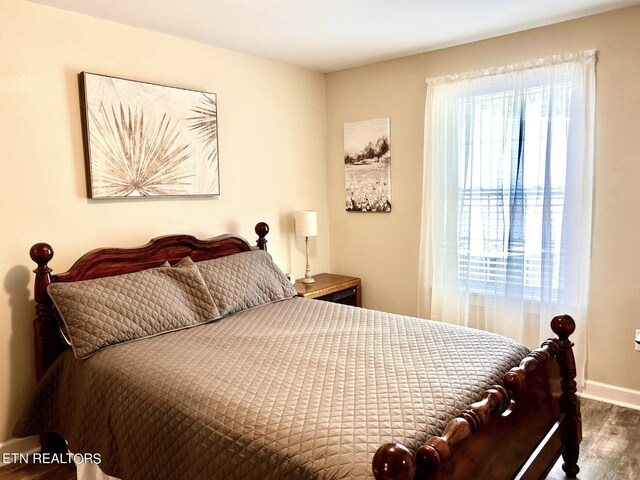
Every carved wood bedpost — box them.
[30,243,56,382]
[255,222,269,251]
[551,314,581,478]
[412,386,510,478]
[29,243,67,454]
[372,387,511,480]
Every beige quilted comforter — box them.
[15,298,529,480]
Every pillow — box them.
[191,250,297,316]
[48,261,220,359]
[54,259,173,346]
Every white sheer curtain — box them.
[419,51,596,387]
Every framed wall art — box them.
[79,72,219,198]
[343,117,391,212]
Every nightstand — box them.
[294,273,361,307]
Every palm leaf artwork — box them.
[89,103,193,197]
[188,93,218,166]
[90,75,156,109]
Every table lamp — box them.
[295,210,317,284]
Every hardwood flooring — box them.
[0,398,637,479]
[0,460,75,480]
[547,398,639,479]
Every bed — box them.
[15,222,581,479]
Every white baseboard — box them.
[581,380,640,411]
[0,435,40,464]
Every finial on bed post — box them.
[372,443,416,480]
[551,314,581,478]
[255,222,269,251]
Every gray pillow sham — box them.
[190,250,297,317]
[48,261,220,359]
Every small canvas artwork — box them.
[80,72,219,198]
[344,117,391,212]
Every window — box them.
[456,81,572,301]
[420,51,595,385]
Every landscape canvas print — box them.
[80,72,219,198]
[344,117,391,212]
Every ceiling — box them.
[30,0,639,72]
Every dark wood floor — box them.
[0,460,75,480]
[547,398,640,479]
[0,398,637,479]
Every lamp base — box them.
[302,277,315,284]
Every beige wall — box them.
[326,8,640,391]
[0,0,328,443]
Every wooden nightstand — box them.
[294,273,361,307]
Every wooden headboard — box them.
[29,222,270,383]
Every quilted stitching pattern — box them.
[48,263,220,358]
[195,250,297,316]
[16,298,529,479]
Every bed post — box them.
[30,243,56,382]
[413,386,510,478]
[551,314,581,478]
[29,243,67,454]
[255,222,269,251]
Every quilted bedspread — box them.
[15,298,529,480]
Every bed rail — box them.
[372,314,581,480]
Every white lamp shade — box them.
[295,210,318,237]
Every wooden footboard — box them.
[372,315,581,480]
